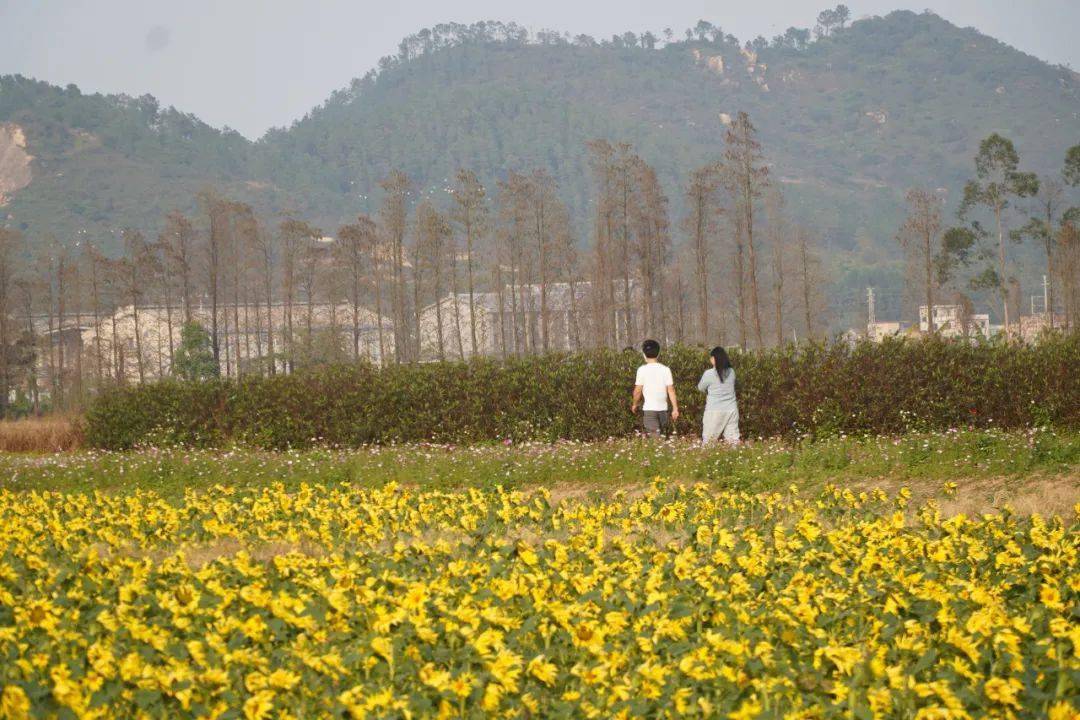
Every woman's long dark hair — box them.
[710,346,732,382]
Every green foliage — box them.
[171,323,218,381]
[969,266,1002,291]
[937,226,977,283]
[1066,144,1080,187]
[83,334,1080,450]
[287,327,352,370]
[959,133,1040,219]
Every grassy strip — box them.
[1,428,1076,501]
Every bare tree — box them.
[549,201,580,350]
[161,211,196,324]
[683,163,721,344]
[1057,220,1080,329]
[278,218,319,373]
[337,218,373,360]
[246,215,277,373]
[82,242,106,388]
[730,209,748,347]
[1013,179,1066,328]
[416,200,452,360]
[497,172,531,354]
[0,229,23,415]
[379,171,412,362]
[200,192,233,368]
[587,140,618,346]
[528,169,558,352]
[897,188,944,334]
[723,111,769,348]
[360,213,387,364]
[795,225,826,341]
[297,231,324,362]
[450,170,488,357]
[765,189,789,347]
[612,143,636,344]
[445,219,466,360]
[224,203,259,375]
[36,239,70,405]
[632,158,671,340]
[119,229,157,384]
[150,233,176,371]
[13,276,40,411]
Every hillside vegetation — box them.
[2,9,1077,276]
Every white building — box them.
[867,320,908,342]
[76,301,394,382]
[1018,313,1067,342]
[418,281,639,360]
[918,305,991,338]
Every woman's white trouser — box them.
[702,407,740,445]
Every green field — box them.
[3,428,1077,513]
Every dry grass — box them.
[0,415,83,453]
[855,472,1080,518]
[934,474,1079,518]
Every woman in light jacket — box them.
[697,346,739,445]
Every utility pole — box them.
[866,287,875,337]
[1031,277,1050,316]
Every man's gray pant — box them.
[642,410,670,438]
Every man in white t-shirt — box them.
[630,339,679,438]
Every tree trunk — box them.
[734,215,747,348]
[800,231,813,340]
[995,203,1010,336]
[56,255,66,408]
[263,252,276,375]
[772,239,785,347]
[450,257,466,360]
[89,257,103,386]
[745,190,763,348]
[131,288,145,384]
[466,216,478,356]
[925,226,935,336]
[373,258,386,364]
[537,199,549,353]
[693,192,708,343]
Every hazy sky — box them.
[2,0,1077,139]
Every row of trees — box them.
[1,114,1077,416]
[0,111,838,413]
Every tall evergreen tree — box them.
[957,133,1039,336]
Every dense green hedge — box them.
[84,335,1080,449]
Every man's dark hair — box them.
[641,339,661,359]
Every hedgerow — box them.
[83,334,1080,449]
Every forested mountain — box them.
[2,9,1078,315]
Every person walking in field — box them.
[631,339,679,438]
[698,345,740,445]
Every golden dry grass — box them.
[0,415,83,453]
[855,472,1080,518]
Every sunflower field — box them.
[0,479,1076,719]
